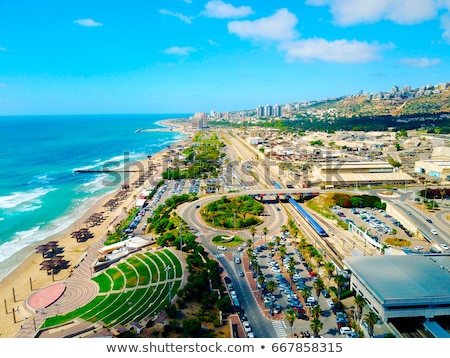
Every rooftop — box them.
[344,255,450,303]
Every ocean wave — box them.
[17,204,43,213]
[80,174,109,192]
[0,195,100,268]
[0,187,56,210]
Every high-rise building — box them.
[256,105,264,117]
[273,104,282,117]
[264,104,272,117]
[194,112,208,130]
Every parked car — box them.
[242,321,252,333]
[327,299,335,309]
[217,246,227,251]
[339,327,355,335]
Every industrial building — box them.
[311,161,415,188]
[343,255,450,326]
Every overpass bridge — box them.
[243,187,321,197]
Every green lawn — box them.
[41,248,183,330]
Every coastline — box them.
[0,118,191,338]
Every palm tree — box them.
[266,280,277,316]
[363,310,379,337]
[285,309,297,337]
[274,236,281,246]
[311,305,322,320]
[291,227,299,244]
[310,317,323,338]
[262,227,268,245]
[323,262,335,284]
[267,241,275,252]
[313,277,325,300]
[334,274,346,308]
[278,245,287,268]
[287,265,296,283]
[299,286,312,304]
[249,226,256,248]
[257,275,266,297]
[354,294,366,324]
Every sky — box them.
[1,0,450,115]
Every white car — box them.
[242,321,252,333]
[441,243,449,250]
[414,246,423,251]
[430,229,438,235]
[340,327,355,335]
[217,246,227,251]
[327,299,335,309]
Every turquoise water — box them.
[0,114,189,280]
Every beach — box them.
[0,118,191,338]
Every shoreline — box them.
[0,118,191,338]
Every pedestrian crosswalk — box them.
[213,253,226,259]
[272,320,287,338]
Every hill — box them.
[296,82,450,119]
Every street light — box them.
[165,265,172,304]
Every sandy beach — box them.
[0,118,191,338]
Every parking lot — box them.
[331,205,420,247]
[232,239,355,338]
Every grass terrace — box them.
[41,248,183,330]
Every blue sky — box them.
[1,0,450,115]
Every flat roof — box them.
[344,255,450,302]
[321,171,414,183]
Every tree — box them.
[299,286,312,303]
[278,245,287,268]
[354,294,366,324]
[313,277,325,300]
[249,227,256,248]
[310,305,322,320]
[363,310,379,338]
[257,275,266,298]
[323,262,335,284]
[182,318,202,337]
[334,274,346,308]
[310,317,323,338]
[262,227,268,245]
[285,309,297,337]
[266,280,277,316]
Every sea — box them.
[0,113,190,282]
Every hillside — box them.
[298,82,450,119]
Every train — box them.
[272,181,328,237]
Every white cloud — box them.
[208,39,220,46]
[159,9,194,24]
[441,13,450,42]
[400,57,441,67]
[0,46,7,52]
[202,0,253,19]
[162,46,197,55]
[228,8,298,41]
[73,18,103,27]
[279,38,393,63]
[307,0,439,25]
